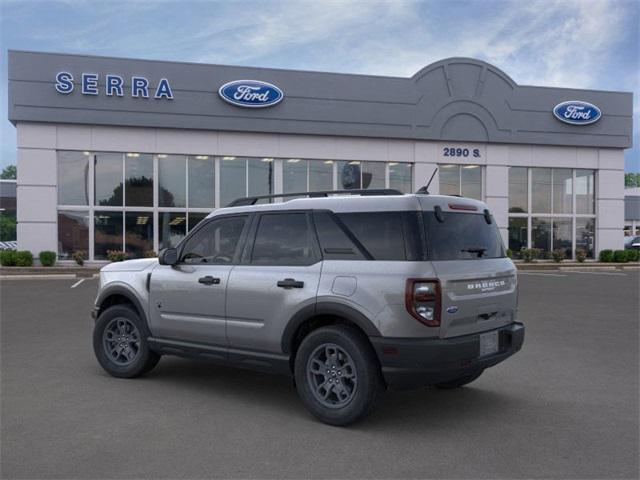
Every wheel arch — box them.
[96,285,147,324]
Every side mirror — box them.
[158,247,178,266]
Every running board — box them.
[147,337,291,376]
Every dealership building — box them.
[7,50,633,262]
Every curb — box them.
[516,262,637,271]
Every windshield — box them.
[423,211,505,260]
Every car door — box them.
[148,214,250,346]
[226,211,322,354]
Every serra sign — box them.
[55,72,174,99]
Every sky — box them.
[0,0,638,172]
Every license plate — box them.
[479,331,499,357]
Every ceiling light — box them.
[389,162,398,166]
[195,155,209,160]
[126,153,140,158]
[82,151,90,156]
[349,161,360,165]
[169,217,185,225]
[222,156,236,161]
[324,160,334,164]
[262,158,273,162]
[463,165,479,169]
[157,154,167,159]
[287,159,301,163]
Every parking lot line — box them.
[70,278,86,288]
[518,272,567,277]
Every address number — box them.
[443,147,481,158]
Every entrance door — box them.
[148,214,249,346]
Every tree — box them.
[625,172,640,188]
[0,165,16,180]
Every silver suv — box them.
[92,189,524,426]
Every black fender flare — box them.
[95,284,147,323]
[281,301,381,354]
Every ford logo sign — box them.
[218,79,283,108]
[446,306,459,314]
[553,100,601,125]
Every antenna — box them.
[416,167,438,194]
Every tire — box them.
[294,325,384,426]
[93,304,160,378]
[434,370,484,389]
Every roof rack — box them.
[226,188,404,207]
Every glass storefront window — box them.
[576,169,595,214]
[389,163,412,193]
[159,212,186,249]
[552,217,572,257]
[531,168,551,213]
[248,158,273,200]
[220,157,247,207]
[188,156,215,208]
[284,159,308,193]
[532,217,551,257]
[309,160,333,191]
[94,211,123,260]
[125,212,153,257]
[439,164,460,196]
[188,212,209,232]
[576,218,595,258]
[58,151,89,205]
[158,155,186,207]
[461,165,482,200]
[508,167,528,213]
[125,154,153,207]
[94,153,123,206]
[338,161,362,189]
[57,210,89,259]
[508,217,527,258]
[362,162,385,189]
[552,169,572,214]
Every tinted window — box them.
[180,216,246,264]
[313,211,366,260]
[423,212,504,260]
[337,212,406,260]
[251,213,318,265]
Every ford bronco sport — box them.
[92,189,524,426]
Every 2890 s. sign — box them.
[553,100,601,125]
[218,80,283,108]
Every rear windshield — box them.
[423,211,505,260]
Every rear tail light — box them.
[405,279,441,327]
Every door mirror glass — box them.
[159,247,178,266]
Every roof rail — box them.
[226,188,404,207]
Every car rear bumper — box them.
[370,322,525,390]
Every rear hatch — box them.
[421,201,517,338]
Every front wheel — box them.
[93,304,160,378]
[294,325,384,426]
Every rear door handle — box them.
[198,276,220,285]
[277,278,304,289]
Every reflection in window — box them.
[362,162,385,189]
[508,167,528,213]
[181,216,247,264]
[125,212,153,257]
[188,212,209,232]
[439,165,459,196]
[576,170,595,214]
[461,165,482,200]
[552,217,572,257]
[94,212,123,260]
[188,156,215,208]
[576,218,595,258]
[531,217,551,256]
[58,210,89,259]
[158,155,186,207]
[552,169,572,214]
[58,151,89,205]
[220,157,246,207]
[531,168,551,213]
[283,159,308,193]
[337,161,386,190]
[389,163,413,193]
[309,161,333,191]
[159,212,186,249]
[508,217,527,258]
[248,158,273,200]
[125,153,153,207]
[251,213,315,265]
[95,153,123,206]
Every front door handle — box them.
[198,276,220,285]
[277,278,304,289]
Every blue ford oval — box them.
[553,100,601,125]
[218,80,283,108]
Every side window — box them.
[251,213,319,266]
[180,216,247,264]
[313,211,366,260]
[336,212,407,260]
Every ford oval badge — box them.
[218,79,283,108]
[553,100,601,125]
[446,306,459,314]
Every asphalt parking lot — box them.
[1,270,638,479]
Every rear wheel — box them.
[294,325,384,426]
[93,304,160,378]
[434,370,483,389]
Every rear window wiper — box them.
[461,247,486,257]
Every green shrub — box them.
[39,250,56,267]
[506,248,513,259]
[143,250,157,258]
[613,250,628,263]
[15,250,33,267]
[626,249,639,262]
[551,249,565,263]
[72,250,86,266]
[599,249,614,262]
[0,249,17,266]
[107,250,127,262]
[575,249,587,263]
[520,248,535,263]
